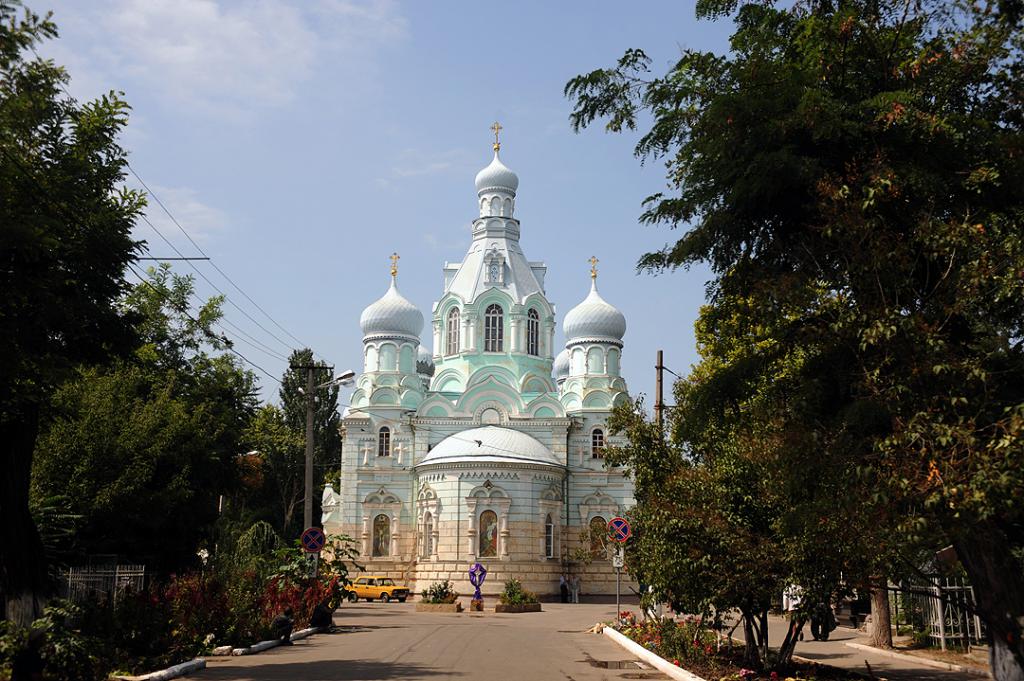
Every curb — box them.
[602,626,709,681]
[230,626,323,656]
[114,658,206,681]
[844,642,990,677]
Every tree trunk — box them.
[740,608,762,667]
[869,576,893,648]
[778,615,806,666]
[757,609,770,665]
[0,404,51,625]
[954,529,1024,681]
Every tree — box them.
[279,349,341,533]
[244,404,306,538]
[1,2,143,624]
[568,0,1024,676]
[31,267,258,572]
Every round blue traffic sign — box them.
[608,517,631,543]
[301,526,326,553]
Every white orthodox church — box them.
[321,130,636,597]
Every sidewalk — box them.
[733,614,988,680]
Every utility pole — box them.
[655,349,664,429]
[304,366,315,532]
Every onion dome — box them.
[359,279,424,340]
[563,279,626,345]
[416,345,435,377]
[553,348,570,381]
[474,150,519,196]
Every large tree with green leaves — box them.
[31,266,258,572]
[568,0,1024,675]
[0,2,143,624]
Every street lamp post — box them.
[295,367,356,532]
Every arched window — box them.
[479,510,498,557]
[445,308,460,355]
[544,514,554,558]
[590,516,607,556]
[378,426,391,457]
[373,514,391,557]
[592,428,605,458]
[422,512,433,558]
[527,308,540,356]
[484,304,503,352]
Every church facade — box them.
[321,133,635,597]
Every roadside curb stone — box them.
[112,658,205,681]
[844,641,990,677]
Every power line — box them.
[125,263,283,385]
[137,212,298,356]
[26,47,331,367]
[126,164,325,360]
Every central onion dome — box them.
[564,280,626,345]
[359,279,424,340]
[474,150,519,195]
[418,426,560,467]
[553,348,570,381]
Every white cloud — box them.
[132,184,229,249]
[379,148,476,186]
[43,0,407,116]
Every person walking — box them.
[570,574,581,603]
[559,573,569,603]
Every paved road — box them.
[198,601,662,681]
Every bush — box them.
[618,611,716,669]
[498,578,538,605]
[0,600,104,681]
[420,580,459,604]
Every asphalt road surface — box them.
[198,601,660,681]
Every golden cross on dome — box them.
[589,255,599,279]
[491,121,503,151]
[390,252,400,279]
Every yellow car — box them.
[350,575,409,602]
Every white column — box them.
[395,441,404,466]
[390,514,400,558]
[432,321,440,357]
[466,503,478,559]
[499,514,510,559]
[461,315,471,352]
[362,443,371,466]
[510,318,520,353]
[361,515,370,556]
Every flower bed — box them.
[613,611,865,681]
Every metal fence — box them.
[58,564,146,606]
[889,576,986,651]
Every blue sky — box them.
[40,0,736,407]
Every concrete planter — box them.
[416,602,463,613]
[495,603,542,613]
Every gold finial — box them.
[390,252,400,279]
[589,255,599,280]
[491,121,503,152]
